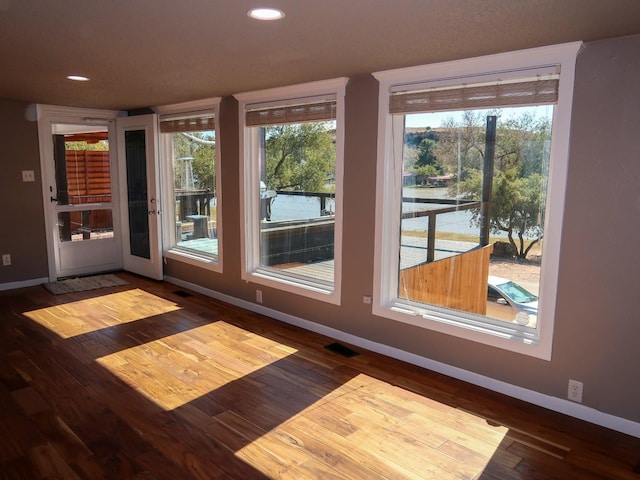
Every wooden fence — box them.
[65,150,112,231]
[398,245,492,315]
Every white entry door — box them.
[41,119,123,280]
[116,115,163,280]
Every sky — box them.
[404,105,554,129]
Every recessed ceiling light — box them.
[67,75,90,82]
[248,7,285,21]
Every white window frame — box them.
[154,98,223,273]
[235,78,348,304]
[372,43,581,360]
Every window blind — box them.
[160,113,215,133]
[390,78,559,114]
[246,100,336,126]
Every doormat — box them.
[43,274,128,295]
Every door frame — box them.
[37,105,125,281]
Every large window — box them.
[157,99,222,270]
[373,44,580,359]
[236,79,347,303]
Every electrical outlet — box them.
[2,254,11,266]
[256,290,262,304]
[568,379,583,403]
[363,295,372,304]
[22,170,35,182]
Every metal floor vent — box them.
[324,342,359,358]
[173,290,193,298]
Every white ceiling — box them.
[1,0,640,111]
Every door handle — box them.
[50,196,58,202]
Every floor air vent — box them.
[173,290,193,298]
[324,342,359,358]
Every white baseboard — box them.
[165,275,640,439]
[0,277,48,292]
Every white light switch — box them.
[22,170,35,182]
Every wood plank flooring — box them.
[1,272,639,479]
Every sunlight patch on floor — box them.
[23,289,182,338]
[97,321,297,411]
[233,375,508,479]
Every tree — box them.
[415,138,442,170]
[404,126,438,148]
[171,132,216,192]
[191,134,215,191]
[64,140,109,151]
[438,110,550,259]
[489,169,544,258]
[404,129,444,183]
[265,122,335,192]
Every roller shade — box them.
[246,100,336,126]
[160,113,215,133]
[390,78,559,114]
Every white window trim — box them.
[235,78,348,305]
[372,43,582,360]
[154,98,223,273]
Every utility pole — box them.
[480,115,497,246]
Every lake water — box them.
[269,194,335,221]
[402,209,486,236]
[269,193,499,237]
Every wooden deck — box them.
[1,273,639,479]
[268,238,477,284]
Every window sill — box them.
[244,268,341,305]
[165,248,221,273]
[373,301,550,360]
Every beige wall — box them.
[554,33,640,420]
[2,34,639,425]
[0,100,48,284]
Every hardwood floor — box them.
[1,272,638,479]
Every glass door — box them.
[117,115,163,280]
[49,123,122,278]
